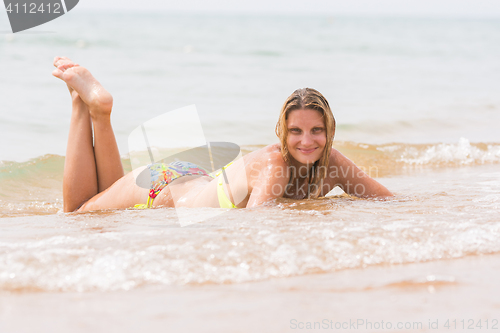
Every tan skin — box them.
[54,57,392,213]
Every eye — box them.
[312,127,324,133]
[289,128,301,134]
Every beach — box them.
[2,253,500,332]
[1,8,500,332]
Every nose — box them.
[301,132,314,146]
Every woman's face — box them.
[286,108,327,166]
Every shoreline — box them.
[1,253,499,332]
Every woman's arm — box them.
[329,148,393,198]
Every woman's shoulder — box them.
[251,143,287,166]
[243,143,289,177]
[328,147,345,165]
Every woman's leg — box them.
[53,57,124,195]
[90,96,125,193]
[62,92,98,212]
[53,58,98,211]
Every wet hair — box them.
[275,88,336,199]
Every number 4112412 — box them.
[444,319,498,330]
[5,2,62,14]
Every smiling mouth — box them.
[297,148,317,154]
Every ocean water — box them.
[1,13,500,160]
[1,11,500,332]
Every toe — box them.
[59,56,73,65]
[58,62,77,71]
[52,68,64,79]
[61,67,76,81]
[54,56,75,68]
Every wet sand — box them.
[1,253,499,332]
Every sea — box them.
[0,10,500,332]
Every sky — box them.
[78,0,500,18]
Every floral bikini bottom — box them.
[133,161,237,209]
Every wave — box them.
[0,206,499,292]
[333,138,500,176]
[1,139,498,180]
[1,138,499,214]
[393,138,500,165]
[0,155,65,215]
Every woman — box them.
[53,57,392,213]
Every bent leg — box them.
[91,105,124,193]
[53,57,124,193]
[62,94,98,212]
[77,168,150,212]
[53,57,98,211]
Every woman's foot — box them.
[53,56,80,101]
[52,56,113,120]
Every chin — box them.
[293,154,321,165]
[303,158,320,165]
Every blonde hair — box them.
[275,88,336,198]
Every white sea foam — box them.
[1,165,500,293]
[398,138,500,165]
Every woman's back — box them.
[187,143,288,208]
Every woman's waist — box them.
[154,175,218,208]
